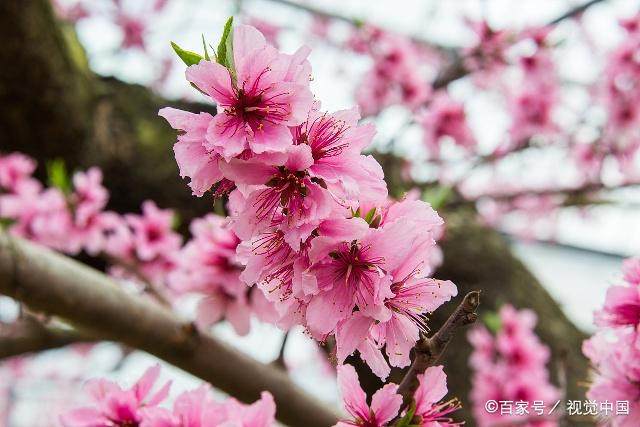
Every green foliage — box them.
[0,218,16,231]
[422,185,452,210]
[216,17,234,69]
[202,34,211,61]
[47,158,71,195]
[170,41,203,66]
[482,310,502,333]
[394,400,418,427]
[364,207,377,223]
[171,211,182,230]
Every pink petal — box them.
[226,299,252,336]
[358,338,390,381]
[415,366,448,412]
[384,315,419,368]
[370,383,402,424]
[336,364,369,419]
[233,25,268,65]
[196,295,226,328]
[185,61,235,104]
[336,314,374,363]
[133,364,161,402]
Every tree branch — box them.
[469,179,640,203]
[432,0,609,88]
[0,232,339,427]
[0,317,91,360]
[396,291,481,408]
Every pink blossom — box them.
[0,152,37,192]
[186,25,313,161]
[507,87,558,144]
[595,285,640,331]
[623,257,640,286]
[71,168,110,255]
[304,217,400,337]
[419,94,475,157]
[141,386,221,427]
[583,329,640,427]
[412,366,461,426]
[60,365,171,427]
[158,108,220,197]
[170,214,251,335]
[52,0,89,23]
[223,107,386,244]
[353,31,432,116]
[335,221,455,377]
[125,200,182,262]
[216,391,276,427]
[334,364,402,427]
[116,13,147,50]
[468,305,560,427]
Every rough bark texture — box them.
[1,1,591,425]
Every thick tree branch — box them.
[396,291,480,408]
[0,318,90,360]
[0,232,339,427]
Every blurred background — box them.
[2,0,640,425]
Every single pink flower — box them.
[187,25,313,161]
[61,365,171,427]
[0,152,37,192]
[595,285,640,330]
[413,366,461,426]
[334,364,402,427]
[158,108,221,197]
[125,201,182,262]
[419,93,475,157]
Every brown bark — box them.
[0,232,340,427]
[396,291,480,408]
[0,318,90,360]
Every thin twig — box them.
[396,291,481,409]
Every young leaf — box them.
[364,207,377,224]
[216,16,234,67]
[202,34,210,61]
[47,159,71,195]
[171,41,203,66]
[394,400,417,427]
[482,311,502,333]
[422,185,452,210]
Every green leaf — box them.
[482,311,502,333]
[422,185,452,210]
[364,207,377,224]
[394,400,417,427]
[0,217,16,230]
[216,16,234,68]
[47,159,71,195]
[202,34,210,61]
[171,41,203,66]
[171,212,182,231]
